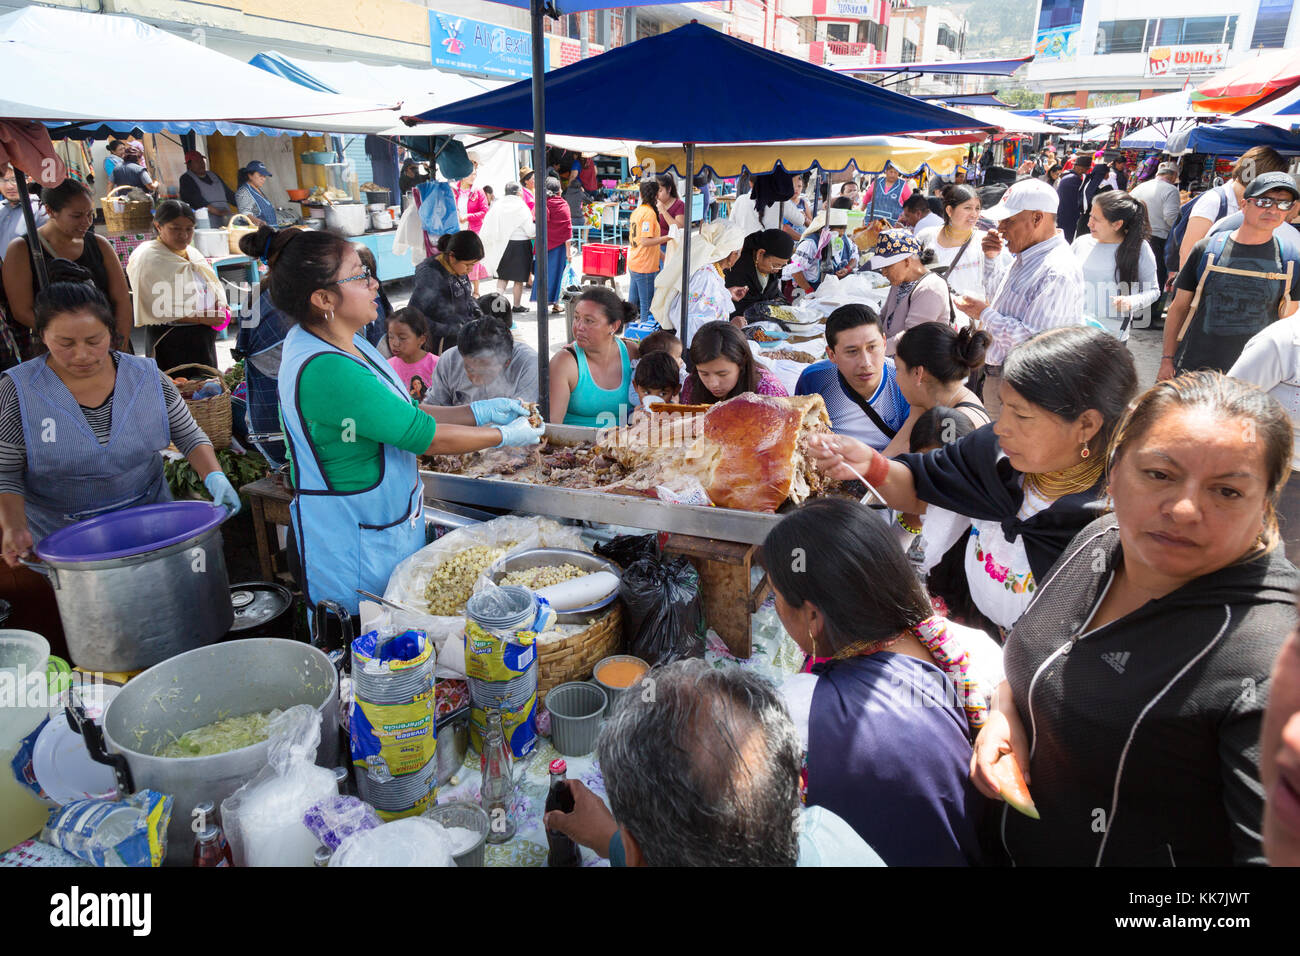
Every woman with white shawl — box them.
[125,200,227,370]
[650,220,747,349]
[478,182,535,313]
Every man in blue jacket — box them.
[1055,156,1090,244]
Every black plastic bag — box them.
[619,556,706,666]
[594,533,659,568]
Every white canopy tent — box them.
[1061,124,1113,142]
[1072,90,1205,122]
[1120,119,1197,150]
[962,107,1069,135]
[0,7,390,128]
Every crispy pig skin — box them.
[425,393,831,513]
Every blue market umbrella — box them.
[419,20,986,408]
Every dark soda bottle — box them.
[194,826,230,867]
[544,758,582,867]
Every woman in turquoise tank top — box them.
[549,287,640,428]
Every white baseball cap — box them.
[982,179,1060,222]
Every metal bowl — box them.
[485,548,621,625]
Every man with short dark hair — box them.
[902,192,943,234]
[795,304,909,451]
[543,659,883,867]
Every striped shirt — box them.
[980,234,1085,366]
[0,355,209,496]
[795,359,909,451]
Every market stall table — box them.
[240,475,292,582]
[433,609,804,867]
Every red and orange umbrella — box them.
[1191,49,1300,114]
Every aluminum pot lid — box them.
[229,582,293,630]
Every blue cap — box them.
[242,160,272,177]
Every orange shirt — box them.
[627,204,661,274]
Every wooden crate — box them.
[661,533,771,659]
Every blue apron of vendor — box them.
[235,160,282,226]
[278,323,424,626]
[864,165,907,224]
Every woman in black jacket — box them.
[408,230,484,355]
[811,326,1138,635]
[972,372,1298,866]
[724,228,794,321]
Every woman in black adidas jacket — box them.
[972,372,1299,866]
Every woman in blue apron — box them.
[863,163,909,224]
[253,225,542,644]
[235,161,283,227]
[0,263,240,566]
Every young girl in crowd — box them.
[680,321,788,404]
[387,307,437,402]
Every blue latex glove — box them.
[495,418,544,448]
[471,398,530,426]
[203,470,242,516]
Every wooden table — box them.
[661,532,771,659]
[240,475,293,582]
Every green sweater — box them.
[290,352,436,491]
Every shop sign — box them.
[429,11,531,79]
[1034,23,1080,61]
[1145,44,1228,78]
[830,0,878,17]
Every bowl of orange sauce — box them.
[593,655,650,711]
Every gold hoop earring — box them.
[326,310,334,323]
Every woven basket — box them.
[166,363,232,450]
[537,602,623,705]
[851,221,881,255]
[101,186,153,234]
[227,214,257,255]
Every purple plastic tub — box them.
[30,502,233,672]
[37,501,226,564]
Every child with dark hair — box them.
[632,350,681,410]
[636,329,684,368]
[387,307,437,400]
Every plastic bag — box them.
[330,817,455,867]
[619,556,706,665]
[381,516,587,679]
[221,705,338,867]
[593,533,659,567]
[41,789,172,867]
[303,795,382,851]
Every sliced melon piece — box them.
[991,754,1039,820]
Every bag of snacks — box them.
[378,516,585,679]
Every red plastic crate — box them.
[582,243,627,277]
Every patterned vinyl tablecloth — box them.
[436,601,805,867]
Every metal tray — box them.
[419,424,783,546]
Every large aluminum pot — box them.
[30,502,234,672]
[323,202,367,237]
[93,638,340,865]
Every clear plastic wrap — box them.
[379,516,587,678]
[220,705,338,867]
[330,817,455,867]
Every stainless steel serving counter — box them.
[418,423,784,546]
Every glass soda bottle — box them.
[544,759,582,867]
[192,801,233,867]
[480,708,516,844]
[194,826,230,867]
